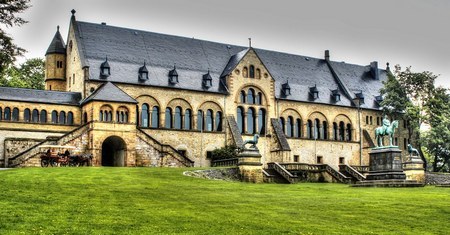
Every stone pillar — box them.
[238,148,263,183]
[403,155,425,183]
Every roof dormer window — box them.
[331,89,340,102]
[355,92,365,105]
[202,70,212,89]
[310,85,319,100]
[138,62,149,81]
[100,57,110,78]
[168,65,178,84]
[282,81,291,96]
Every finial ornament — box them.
[57,25,60,31]
[248,38,252,48]
[386,62,390,70]
[71,9,76,16]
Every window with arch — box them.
[247,89,255,104]
[99,111,104,122]
[12,108,19,121]
[41,110,47,123]
[256,92,262,105]
[295,118,302,138]
[197,110,204,131]
[205,109,213,131]
[116,107,129,123]
[339,121,345,141]
[333,122,338,140]
[4,107,11,120]
[237,107,244,133]
[184,109,192,130]
[51,110,58,123]
[99,105,113,122]
[307,120,313,139]
[314,119,321,139]
[215,111,222,131]
[249,65,255,78]
[151,106,160,128]
[280,117,286,134]
[256,68,261,79]
[141,104,149,127]
[322,121,328,140]
[346,123,352,141]
[258,109,266,134]
[32,109,39,122]
[243,67,248,78]
[67,112,74,125]
[165,108,173,128]
[83,112,88,124]
[286,116,293,137]
[247,108,255,134]
[174,106,182,129]
[59,111,66,124]
[240,91,246,103]
[24,108,31,122]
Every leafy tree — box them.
[0,0,31,73]
[380,69,410,120]
[0,57,45,89]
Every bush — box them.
[210,145,238,161]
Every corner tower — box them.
[45,26,66,91]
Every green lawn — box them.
[0,168,448,235]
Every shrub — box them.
[210,145,238,161]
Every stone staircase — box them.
[267,162,298,183]
[8,122,91,167]
[339,164,366,182]
[136,128,194,167]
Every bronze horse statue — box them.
[375,120,398,147]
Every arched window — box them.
[247,89,255,104]
[280,117,285,134]
[346,123,352,141]
[197,110,204,131]
[165,108,172,128]
[4,107,11,120]
[243,67,248,78]
[215,111,222,131]
[83,112,88,124]
[333,122,338,140]
[256,92,262,105]
[151,106,159,128]
[314,119,321,139]
[141,104,149,127]
[32,109,39,122]
[67,112,74,125]
[286,116,293,137]
[39,109,47,123]
[256,68,261,79]
[12,108,19,121]
[206,109,213,131]
[116,111,120,122]
[99,111,104,122]
[322,121,328,140]
[107,111,112,122]
[247,108,255,134]
[258,109,266,134]
[51,110,58,123]
[0,107,2,121]
[295,118,302,138]
[24,108,31,122]
[240,91,246,103]
[124,112,128,123]
[184,109,192,130]
[339,121,345,141]
[249,65,255,78]
[59,111,66,124]
[307,120,313,139]
[174,106,182,129]
[237,107,244,133]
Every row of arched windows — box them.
[99,105,129,123]
[0,107,74,125]
[236,107,266,134]
[240,89,263,105]
[139,104,223,132]
[279,116,352,141]
[242,65,261,79]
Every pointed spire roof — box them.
[46,26,66,55]
[81,82,137,105]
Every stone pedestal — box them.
[238,148,263,183]
[403,156,425,183]
[366,147,406,180]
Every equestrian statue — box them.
[243,134,260,150]
[374,115,399,147]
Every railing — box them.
[279,163,323,172]
[137,128,194,167]
[322,165,351,183]
[339,164,366,181]
[211,158,238,167]
[350,165,370,173]
[267,162,298,183]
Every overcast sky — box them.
[6,0,450,87]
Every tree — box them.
[0,57,45,89]
[0,0,31,73]
[380,69,410,120]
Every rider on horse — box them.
[382,115,390,134]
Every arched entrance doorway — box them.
[102,136,126,166]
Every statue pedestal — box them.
[366,147,406,180]
[238,148,263,183]
[403,156,425,183]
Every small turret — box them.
[45,25,67,91]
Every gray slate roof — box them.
[46,27,66,55]
[81,82,137,105]
[0,87,81,105]
[73,20,387,109]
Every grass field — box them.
[0,167,448,235]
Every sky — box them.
[6,0,450,87]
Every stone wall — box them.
[426,172,450,185]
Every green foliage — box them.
[0,57,45,89]
[0,0,31,73]
[0,168,449,234]
[380,71,409,119]
[211,145,238,160]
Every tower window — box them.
[57,61,63,68]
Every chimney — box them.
[325,50,330,61]
[370,61,379,80]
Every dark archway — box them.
[101,136,126,166]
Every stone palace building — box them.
[0,10,410,169]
